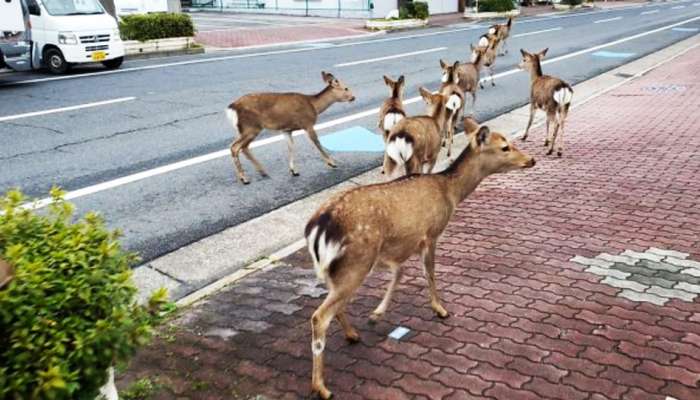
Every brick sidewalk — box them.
[118,47,700,399]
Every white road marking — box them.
[334,47,447,67]
[595,17,623,24]
[641,9,659,15]
[0,97,136,122]
[672,5,686,9]
[512,27,562,38]
[14,15,700,211]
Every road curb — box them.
[132,32,700,305]
[201,30,385,53]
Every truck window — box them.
[26,0,41,15]
[41,0,104,16]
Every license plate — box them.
[91,51,106,61]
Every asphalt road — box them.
[1,1,699,264]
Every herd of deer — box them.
[226,17,574,399]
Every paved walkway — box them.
[118,47,700,399]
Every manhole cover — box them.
[571,248,700,305]
[641,84,688,94]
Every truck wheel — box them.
[45,48,70,74]
[102,57,123,70]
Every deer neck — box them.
[310,86,336,115]
[430,104,448,134]
[442,147,488,205]
[530,60,543,82]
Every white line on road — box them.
[641,9,659,15]
[0,97,136,123]
[14,15,700,211]
[334,47,447,67]
[672,5,686,9]
[512,27,562,38]
[595,17,623,24]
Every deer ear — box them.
[539,48,549,58]
[439,59,447,69]
[520,49,528,57]
[322,71,335,83]
[476,126,491,146]
[383,75,392,86]
[452,60,460,69]
[398,75,405,85]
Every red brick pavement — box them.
[195,22,371,49]
[118,48,700,398]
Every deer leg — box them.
[422,240,448,318]
[522,104,536,141]
[370,263,402,323]
[556,108,568,157]
[311,291,344,400]
[284,132,299,176]
[547,117,561,156]
[544,110,555,147]
[469,92,477,116]
[382,153,396,177]
[230,136,250,184]
[240,137,268,178]
[336,304,359,343]
[305,126,336,168]
[490,66,496,87]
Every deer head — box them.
[383,74,405,100]
[518,48,548,74]
[466,122,536,173]
[439,60,460,84]
[322,71,356,102]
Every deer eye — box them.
[501,146,510,152]
[344,88,349,91]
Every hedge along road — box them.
[1,1,699,264]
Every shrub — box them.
[399,1,429,19]
[561,0,583,5]
[0,188,170,400]
[413,2,429,19]
[119,13,195,42]
[477,0,515,12]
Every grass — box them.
[121,378,162,400]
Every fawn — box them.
[488,17,513,56]
[377,75,407,142]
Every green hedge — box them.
[561,0,583,5]
[477,0,515,12]
[0,188,170,399]
[399,1,430,19]
[119,13,195,42]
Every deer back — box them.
[531,76,572,112]
[232,93,318,132]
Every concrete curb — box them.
[365,18,428,30]
[201,30,385,53]
[133,32,700,304]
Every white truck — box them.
[2,0,125,74]
[0,0,32,72]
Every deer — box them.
[225,71,355,184]
[475,34,499,88]
[382,86,457,177]
[377,75,406,142]
[519,48,574,157]
[438,60,466,158]
[488,17,513,56]
[305,117,536,399]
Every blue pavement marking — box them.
[388,326,411,340]
[592,51,635,59]
[320,126,385,152]
[671,27,699,32]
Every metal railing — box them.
[183,0,373,17]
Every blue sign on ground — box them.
[592,51,636,59]
[320,126,385,152]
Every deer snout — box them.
[524,157,536,168]
[349,96,356,102]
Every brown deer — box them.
[305,117,536,399]
[382,87,453,177]
[488,17,513,56]
[475,34,499,87]
[438,60,466,158]
[225,71,355,184]
[377,75,406,142]
[519,48,573,157]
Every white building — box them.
[188,0,463,18]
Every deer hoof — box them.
[290,170,300,177]
[491,82,496,87]
[313,386,333,400]
[368,312,383,324]
[546,148,554,156]
[239,177,250,185]
[521,136,528,142]
[345,331,361,343]
[259,171,270,178]
[557,150,563,157]
[544,140,550,147]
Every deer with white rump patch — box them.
[377,75,407,142]
[382,87,453,177]
[519,48,573,156]
[305,117,536,399]
[438,60,467,158]
[488,17,513,56]
[225,71,355,184]
[475,34,499,87]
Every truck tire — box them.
[102,56,123,70]
[44,48,70,74]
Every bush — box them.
[561,0,582,5]
[477,0,515,12]
[399,1,429,19]
[119,13,195,42]
[0,188,170,400]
